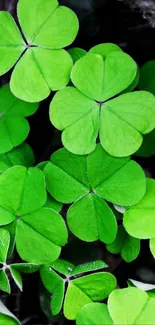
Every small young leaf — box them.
[108,287,155,324]
[0,228,10,263]
[76,302,113,325]
[64,272,116,320]
[89,43,122,57]
[0,300,20,325]
[106,225,140,262]
[45,195,63,212]
[10,263,40,274]
[0,270,10,294]
[124,178,155,239]
[0,142,35,173]
[51,259,75,276]
[0,84,38,154]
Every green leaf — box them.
[68,48,87,63]
[10,266,23,291]
[124,178,155,239]
[3,221,16,257]
[10,263,40,274]
[11,48,73,102]
[71,52,137,102]
[45,195,63,212]
[0,300,20,325]
[76,302,113,325]
[0,84,39,154]
[100,91,155,157]
[139,60,155,95]
[0,0,79,102]
[50,86,99,155]
[0,142,35,174]
[64,272,116,320]
[0,228,10,262]
[108,287,155,324]
[0,270,10,293]
[0,12,25,75]
[106,225,140,262]
[16,207,68,264]
[89,43,122,57]
[51,259,75,276]
[40,265,65,315]
[67,194,117,243]
[71,260,108,276]
[135,129,155,157]
[0,166,46,218]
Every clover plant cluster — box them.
[0,0,155,324]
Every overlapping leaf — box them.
[0,166,68,264]
[76,303,113,325]
[0,84,38,153]
[0,0,79,102]
[44,144,146,243]
[108,287,155,324]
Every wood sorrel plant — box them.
[0,0,155,324]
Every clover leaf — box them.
[0,300,20,325]
[106,225,140,262]
[0,84,39,154]
[76,303,113,325]
[44,144,146,243]
[40,261,116,320]
[0,0,79,103]
[0,142,35,173]
[124,178,155,239]
[0,166,68,264]
[108,287,155,324]
[68,48,87,63]
[50,49,155,156]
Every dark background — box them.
[0,0,155,324]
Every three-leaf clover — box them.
[40,259,116,320]
[106,225,140,263]
[108,287,155,324]
[50,49,155,157]
[0,142,35,174]
[44,144,146,244]
[0,228,39,293]
[0,0,79,102]
[0,84,38,154]
[0,166,68,264]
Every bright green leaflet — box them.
[0,228,10,263]
[76,303,113,325]
[106,225,140,262]
[0,270,10,293]
[0,142,35,173]
[40,265,116,320]
[0,84,38,153]
[44,144,145,243]
[64,272,116,320]
[108,287,155,324]
[139,60,155,95]
[0,166,68,264]
[50,67,155,156]
[0,0,79,102]
[51,259,108,276]
[124,178,155,239]
[0,300,20,325]
[68,48,87,63]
